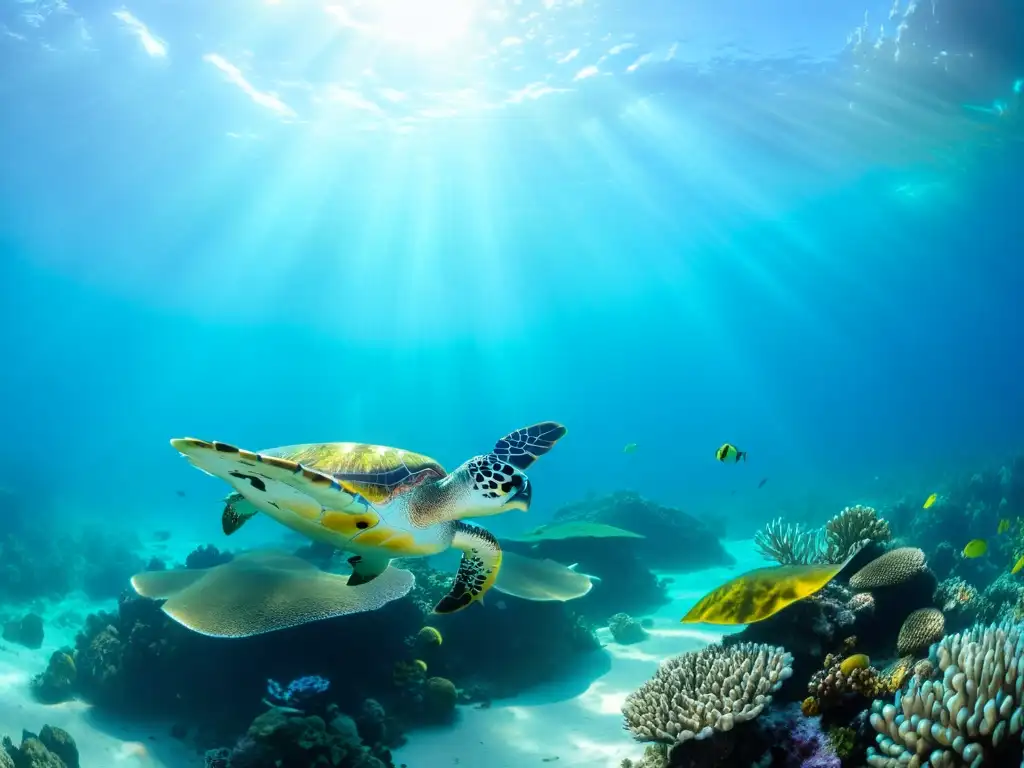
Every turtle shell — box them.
[263,442,446,505]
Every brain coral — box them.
[867,619,1024,768]
[896,608,946,656]
[849,547,927,590]
[622,642,793,745]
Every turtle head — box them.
[442,454,533,519]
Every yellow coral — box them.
[839,654,870,676]
[801,696,820,716]
[879,655,915,693]
[416,626,443,648]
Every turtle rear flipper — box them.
[346,551,392,586]
[491,422,567,470]
[433,523,502,614]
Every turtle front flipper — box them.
[492,422,568,470]
[433,523,502,614]
[222,493,258,535]
[346,551,392,586]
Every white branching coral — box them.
[754,518,826,565]
[622,642,793,746]
[755,505,891,566]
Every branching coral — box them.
[866,619,1024,767]
[824,505,892,562]
[754,518,826,565]
[755,506,892,566]
[622,642,792,745]
[806,652,886,712]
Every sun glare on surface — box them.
[327,0,478,51]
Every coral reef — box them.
[548,491,734,572]
[934,576,985,632]
[866,619,1024,767]
[609,613,649,645]
[57,550,600,739]
[215,705,395,768]
[31,650,77,704]
[1,725,79,768]
[806,652,885,714]
[622,642,792,747]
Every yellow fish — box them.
[923,493,937,509]
[963,539,988,559]
[998,519,1012,535]
[1012,555,1024,575]
[680,549,859,625]
[623,443,638,454]
[716,443,747,463]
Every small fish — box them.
[716,443,747,463]
[923,493,937,509]
[176,490,186,498]
[963,539,988,559]
[623,443,638,454]
[998,519,1011,535]
[757,477,768,489]
[1013,555,1024,575]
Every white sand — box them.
[392,539,760,768]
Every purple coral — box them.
[761,705,840,768]
[265,675,330,708]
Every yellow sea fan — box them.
[681,550,859,625]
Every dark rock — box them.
[39,726,78,768]
[3,614,43,649]
[185,545,233,570]
[609,613,649,645]
[550,491,734,571]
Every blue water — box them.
[1,0,1022,543]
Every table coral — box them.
[623,642,792,745]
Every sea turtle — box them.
[169,421,567,614]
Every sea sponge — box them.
[866,619,1024,768]
[895,608,945,656]
[849,547,927,589]
[824,505,892,562]
[622,642,792,745]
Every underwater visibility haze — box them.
[0,0,1023,766]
